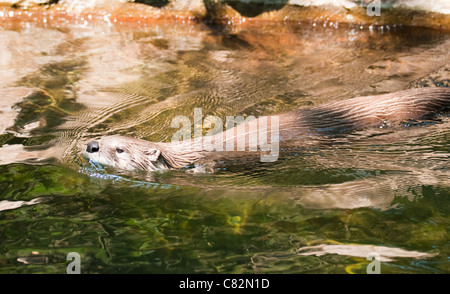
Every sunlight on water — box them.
[0,13,449,273]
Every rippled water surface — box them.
[0,15,449,273]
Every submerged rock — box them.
[296,243,438,262]
[0,88,47,134]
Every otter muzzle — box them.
[86,141,99,153]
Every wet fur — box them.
[85,88,450,171]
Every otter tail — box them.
[302,87,450,134]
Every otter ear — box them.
[146,149,161,162]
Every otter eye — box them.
[116,148,124,154]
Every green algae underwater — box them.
[0,12,449,274]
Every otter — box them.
[84,88,450,172]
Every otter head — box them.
[84,135,169,172]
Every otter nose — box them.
[86,141,99,153]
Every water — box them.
[0,14,449,273]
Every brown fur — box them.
[84,87,450,171]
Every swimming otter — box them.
[84,87,450,172]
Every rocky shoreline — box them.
[0,0,449,30]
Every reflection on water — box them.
[0,14,449,273]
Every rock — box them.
[56,0,206,19]
[0,0,448,29]
[6,0,57,8]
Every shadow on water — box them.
[219,0,288,18]
[135,0,170,8]
[0,13,449,273]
